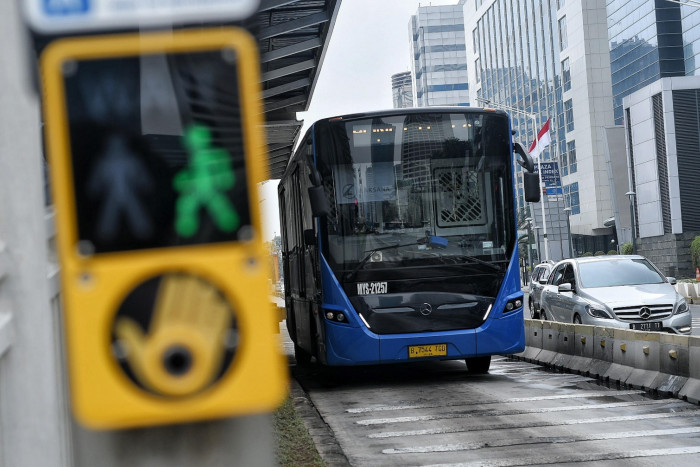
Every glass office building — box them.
[464,0,618,256]
[409,2,470,107]
[391,71,414,109]
[607,0,685,125]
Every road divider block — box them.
[513,319,700,405]
[519,319,543,361]
[679,336,700,404]
[568,324,595,374]
[537,321,559,365]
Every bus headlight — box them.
[503,297,523,314]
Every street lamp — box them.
[625,191,636,254]
[475,96,550,262]
[563,207,573,258]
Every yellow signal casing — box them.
[41,29,287,429]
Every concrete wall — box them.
[637,230,699,278]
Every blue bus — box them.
[278,108,539,373]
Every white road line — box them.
[356,399,677,425]
[346,390,644,413]
[421,446,700,466]
[367,409,700,438]
[383,426,700,454]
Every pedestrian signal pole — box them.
[22,0,288,464]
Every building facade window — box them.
[564,99,574,131]
[559,16,568,51]
[558,0,565,9]
[564,182,580,214]
[475,58,481,83]
[562,57,571,91]
[567,140,577,174]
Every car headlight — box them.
[675,300,689,315]
[585,303,612,319]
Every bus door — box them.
[288,164,314,352]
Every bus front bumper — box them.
[323,308,525,366]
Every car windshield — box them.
[578,258,665,288]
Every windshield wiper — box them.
[345,242,418,281]
[455,255,505,272]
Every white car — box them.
[539,255,691,334]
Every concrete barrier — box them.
[520,319,543,361]
[568,324,595,374]
[679,336,700,403]
[515,319,700,405]
[589,326,614,378]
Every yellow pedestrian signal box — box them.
[41,29,287,429]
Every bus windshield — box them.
[317,111,515,276]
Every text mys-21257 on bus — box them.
[278,108,540,373]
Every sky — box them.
[259,0,460,240]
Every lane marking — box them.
[383,426,700,454]
[368,409,700,438]
[346,390,644,413]
[420,446,700,466]
[356,399,679,425]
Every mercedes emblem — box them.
[419,303,432,316]
[639,306,651,320]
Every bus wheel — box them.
[466,356,491,374]
[294,343,312,366]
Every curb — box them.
[289,377,350,467]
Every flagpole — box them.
[533,116,549,262]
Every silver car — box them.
[527,261,554,319]
[539,255,691,334]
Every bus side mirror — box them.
[514,142,534,173]
[303,229,317,246]
[308,185,330,217]
[523,172,541,202]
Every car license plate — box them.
[408,344,447,358]
[630,321,662,331]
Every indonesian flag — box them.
[528,118,552,160]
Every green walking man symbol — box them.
[174,124,239,238]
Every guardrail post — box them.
[538,321,559,365]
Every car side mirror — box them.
[558,283,573,293]
[667,277,677,285]
[303,229,316,246]
[538,279,548,285]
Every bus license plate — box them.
[408,344,447,358]
[630,321,662,331]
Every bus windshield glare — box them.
[319,112,515,275]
